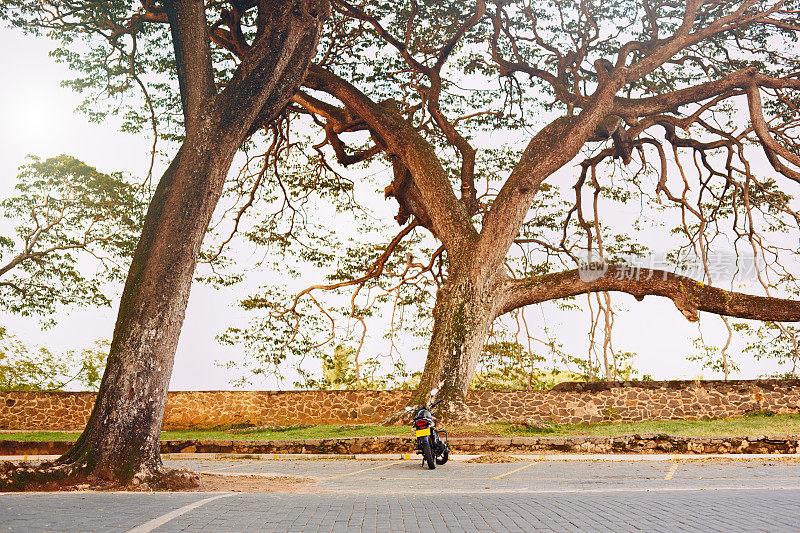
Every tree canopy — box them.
[215,0,800,413]
[3,0,800,417]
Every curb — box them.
[162,452,800,462]
[4,453,800,463]
[2,434,799,457]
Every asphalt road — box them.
[3,457,800,532]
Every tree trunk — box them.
[0,0,328,491]
[407,275,498,423]
[57,127,237,486]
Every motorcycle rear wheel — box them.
[419,437,436,469]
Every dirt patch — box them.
[668,457,800,466]
[195,473,314,492]
[467,453,524,463]
[0,460,315,493]
[0,461,201,492]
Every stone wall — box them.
[2,380,800,431]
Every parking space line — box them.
[491,462,536,480]
[665,463,679,480]
[126,493,234,533]
[324,461,402,479]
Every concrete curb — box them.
[4,452,800,463]
[162,452,800,462]
[2,434,800,457]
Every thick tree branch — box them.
[473,93,620,287]
[612,69,800,119]
[164,0,216,134]
[746,84,800,183]
[331,1,483,214]
[384,158,434,230]
[304,64,478,258]
[214,1,328,142]
[323,124,381,166]
[498,265,800,323]
[292,90,350,126]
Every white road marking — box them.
[126,493,233,533]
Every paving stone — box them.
[3,459,800,531]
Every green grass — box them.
[2,413,800,442]
[162,424,411,441]
[0,425,410,442]
[493,412,800,438]
[0,431,81,442]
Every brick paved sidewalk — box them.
[2,458,800,532]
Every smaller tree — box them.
[471,337,598,390]
[0,328,108,391]
[321,344,357,389]
[0,155,145,321]
[301,344,400,390]
[734,322,800,378]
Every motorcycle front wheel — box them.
[418,436,436,469]
[436,448,449,465]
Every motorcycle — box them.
[405,389,450,469]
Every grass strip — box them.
[2,413,799,442]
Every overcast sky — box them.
[1,27,794,391]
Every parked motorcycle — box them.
[405,389,450,469]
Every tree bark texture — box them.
[500,266,800,323]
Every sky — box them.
[0,27,795,391]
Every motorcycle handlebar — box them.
[429,398,444,410]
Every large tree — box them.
[0,0,328,488]
[222,0,800,420]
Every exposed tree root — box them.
[382,399,482,426]
[0,460,199,492]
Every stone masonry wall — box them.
[1,380,799,431]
